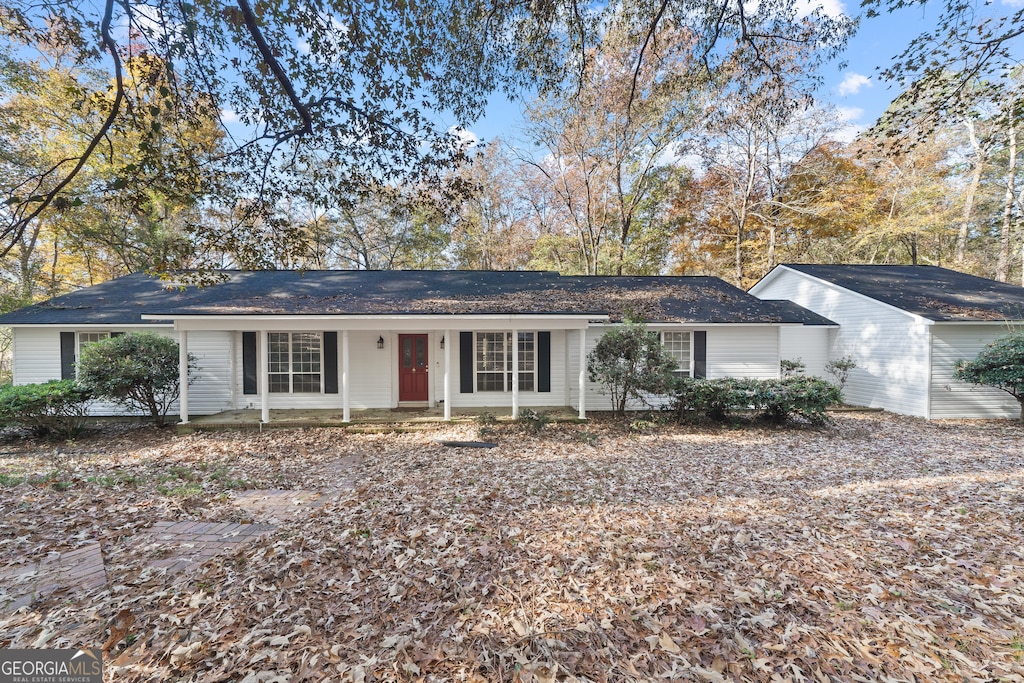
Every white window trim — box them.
[77,331,111,358]
[268,331,324,395]
[473,331,537,393]
[661,330,694,378]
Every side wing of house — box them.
[750,268,932,417]
[11,326,233,416]
[930,324,1022,419]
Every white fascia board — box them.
[932,320,1024,326]
[587,321,817,328]
[746,265,786,295]
[145,313,604,332]
[750,265,934,326]
[4,322,173,328]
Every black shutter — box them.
[693,331,707,379]
[459,331,474,393]
[323,332,338,394]
[537,331,551,392]
[242,332,258,395]
[60,332,76,380]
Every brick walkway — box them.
[133,520,278,575]
[0,541,106,611]
[231,488,343,523]
[2,483,350,612]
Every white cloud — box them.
[1002,0,1024,7]
[794,0,847,18]
[220,109,240,124]
[837,72,872,96]
[448,126,480,148]
[836,106,864,122]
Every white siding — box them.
[930,325,1021,419]
[779,326,830,378]
[186,331,233,415]
[568,325,781,412]
[752,269,931,416]
[12,327,62,385]
[706,326,780,380]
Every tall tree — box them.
[522,15,702,275]
[451,141,535,270]
[686,41,847,287]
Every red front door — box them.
[398,334,429,402]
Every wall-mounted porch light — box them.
[439,335,445,349]
[377,335,385,349]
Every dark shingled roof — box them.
[0,270,836,326]
[782,264,1024,322]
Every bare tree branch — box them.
[236,0,312,136]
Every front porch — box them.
[180,406,583,432]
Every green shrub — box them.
[517,408,549,434]
[0,380,93,438]
[780,358,806,378]
[752,376,841,426]
[76,332,196,426]
[954,332,1024,421]
[587,319,678,416]
[669,376,839,426]
[824,356,857,395]
[670,377,758,421]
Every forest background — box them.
[1,0,1022,380]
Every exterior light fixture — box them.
[439,335,445,349]
[377,335,385,349]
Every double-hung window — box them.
[78,332,110,357]
[76,331,110,368]
[475,331,536,392]
[662,331,691,377]
[268,332,322,393]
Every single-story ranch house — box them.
[0,270,834,422]
[750,264,1024,419]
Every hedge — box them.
[0,380,93,438]
[669,376,841,426]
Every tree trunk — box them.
[998,95,1016,282]
[957,121,984,264]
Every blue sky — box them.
[459,0,1022,145]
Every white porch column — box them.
[578,329,587,420]
[511,328,519,418]
[342,330,350,423]
[178,329,189,424]
[443,329,451,421]
[259,330,270,423]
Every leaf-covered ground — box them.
[1,414,1023,682]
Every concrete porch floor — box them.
[182,406,581,432]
